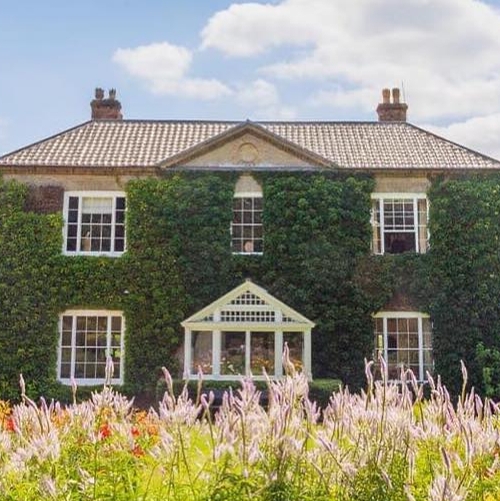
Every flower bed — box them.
[1,360,500,500]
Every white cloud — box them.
[113,42,231,99]
[235,79,296,119]
[201,1,318,57]
[424,114,500,161]
[201,0,500,121]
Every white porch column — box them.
[275,329,283,378]
[304,329,312,380]
[245,330,251,376]
[213,330,221,377]
[184,328,192,379]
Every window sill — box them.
[63,251,125,258]
[232,252,263,256]
[58,378,123,386]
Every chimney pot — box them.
[91,87,123,120]
[392,87,400,104]
[376,87,408,122]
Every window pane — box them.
[251,332,274,375]
[116,197,126,211]
[283,332,303,371]
[68,211,78,223]
[68,197,79,210]
[61,347,72,363]
[384,232,416,254]
[61,331,72,346]
[114,239,125,252]
[253,239,263,253]
[111,316,122,331]
[62,316,73,331]
[221,331,245,375]
[82,197,113,214]
[96,364,106,379]
[60,363,71,378]
[191,331,213,375]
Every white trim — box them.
[373,311,432,382]
[245,331,251,375]
[185,322,311,331]
[63,191,126,257]
[57,309,125,385]
[275,329,283,377]
[304,329,312,380]
[233,191,263,198]
[371,192,427,199]
[213,330,221,376]
[413,198,419,253]
[373,311,430,318]
[182,281,315,327]
[184,328,192,378]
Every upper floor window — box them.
[371,194,428,254]
[64,192,126,256]
[231,176,263,254]
[374,311,433,381]
[58,310,124,385]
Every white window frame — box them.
[371,193,428,255]
[63,191,126,257]
[231,189,263,255]
[57,309,125,385]
[373,311,433,382]
[185,327,309,381]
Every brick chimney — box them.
[376,87,408,122]
[90,88,123,120]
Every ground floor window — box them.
[189,329,303,378]
[374,311,432,381]
[58,310,124,385]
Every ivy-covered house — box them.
[1,87,500,399]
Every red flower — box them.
[5,417,15,432]
[131,426,140,438]
[132,444,144,457]
[98,422,112,440]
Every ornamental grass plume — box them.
[2,358,500,500]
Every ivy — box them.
[4,171,500,401]
[426,175,500,395]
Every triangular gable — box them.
[158,121,333,170]
[182,280,315,327]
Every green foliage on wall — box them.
[426,175,500,396]
[4,171,500,400]
[0,180,62,399]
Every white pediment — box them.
[182,280,315,328]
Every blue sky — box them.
[1,0,500,158]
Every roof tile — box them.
[0,119,498,170]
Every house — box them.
[1,87,499,398]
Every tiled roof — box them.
[0,119,498,170]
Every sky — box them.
[1,0,500,159]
